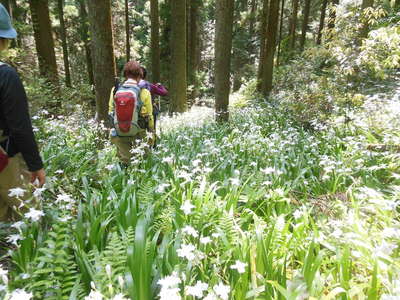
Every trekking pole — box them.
[158,95,162,137]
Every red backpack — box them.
[0,148,8,172]
[113,84,144,136]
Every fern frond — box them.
[100,232,127,276]
[219,212,240,245]
[137,181,154,207]
[123,226,135,245]
[88,231,129,298]
[152,204,174,235]
[27,221,80,300]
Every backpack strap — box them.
[120,84,141,99]
[113,77,120,96]
[0,130,6,142]
[0,130,9,153]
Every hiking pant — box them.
[0,153,31,222]
[111,131,147,164]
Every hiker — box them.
[0,4,45,222]
[109,61,155,165]
[138,66,168,130]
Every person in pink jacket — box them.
[138,67,168,130]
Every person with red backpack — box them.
[109,61,154,165]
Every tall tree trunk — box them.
[289,0,299,51]
[300,0,311,51]
[125,0,130,62]
[261,0,280,96]
[257,0,269,90]
[232,0,248,92]
[57,0,71,87]
[359,0,374,41]
[160,0,172,88]
[196,1,203,73]
[277,0,285,66]
[248,0,257,38]
[187,0,199,104]
[170,0,187,113]
[215,0,234,122]
[150,0,160,83]
[186,0,190,76]
[87,0,116,122]
[29,0,58,85]
[9,0,23,47]
[248,0,258,64]
[77,0,94,86]
[316,0,328,45]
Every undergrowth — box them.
[0,89,399,299]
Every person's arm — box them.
[140,89,154,131]
[0,66,45,185]
[150,83,168,96]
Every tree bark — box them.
[215,0,234,122]
[277,0,285,66]
[232,0,248,92]
[186,0,190,77]
[196,1,203,73]
[125,0,130,62]
[187,0,199,104]
[170,0,187,113]
[289,0,299,51]
[150,0,160,83]
[249,0,257,38]
[316,0,328,45]
[57,0,71,87]
[8,0,16,17]
[29,0,58,85]
[9,0,23,47]
[261,0,280,96]
[300,0,311,51]
[87,0,116,122]
[257,0,269,90]
[160,0,172,89]
[77,0,94,86]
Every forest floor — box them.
[1,75,400,299]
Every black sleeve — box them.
[0,65,44,172]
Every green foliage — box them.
[360,26,400,79]
[266,0,400,126]
[26,222,81,299]
[2,93,400,298]
[127,213,159,300]
[229,79,261,108]
[152,203,174,235]
[273,7,399,125]
[85,231,130,298]
[1,1,400,299]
